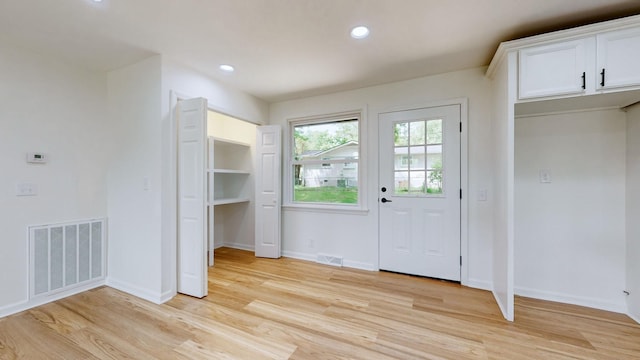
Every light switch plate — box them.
[16,183,38,196]
[539,169,552,183]
[143,176,151,191]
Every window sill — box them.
[283,204,369,215]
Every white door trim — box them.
[377,98,469,286]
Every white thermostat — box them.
[27,153,47,164]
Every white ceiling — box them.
[2,0,640,102]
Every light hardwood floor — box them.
[1,247,638,359]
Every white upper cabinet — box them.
[518,24,640,101]
[596,27,640,91]
[519,38,593,99]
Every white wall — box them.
[105,56,269,303]
[515,108,627,312]
[269,67,494,285]
[0,43,109,315]
[162,59,269,124]
[106,56,165,302]
[627,105,640,321]
[490,54,516,321]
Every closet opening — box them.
[513,91,640,313]
[176,95,281,299]
[206,110,258,266]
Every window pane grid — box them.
[393,119,443,195]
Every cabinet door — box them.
[597,27,640,90]
[519,38,591,99]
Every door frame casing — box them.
[376,98,469,286]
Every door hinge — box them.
[460,256,462,266]
[459,189,462,199]
[459,122,462,132]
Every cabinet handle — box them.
[581,72,586,89]
[600,68,605,87]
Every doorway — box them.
[206,110,258,267]
[378,104,462,281]
[175,95,281,299]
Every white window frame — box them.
[285,109,367,213]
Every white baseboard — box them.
[0,280,105,319]
[282,250,376,271]
[213,243,225,249]
[628,312,640,325]
[223,242,255,252]
[0,299,28,318]
[106,277,165,305]
[515,286,626,314]
[492,289,514,321]
[159,289,176,303]
[282,250,316,262]
[465,278,492,291]
[343,259,376,271]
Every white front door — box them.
[177,97,208,298]
[255,125,282,258]
[379,105,461,281]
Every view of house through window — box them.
[292,117,359,204]
[394,119,443,195]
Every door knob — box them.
[381,198,392,203]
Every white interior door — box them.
[255,125,281,258]
[177,97,208,298]
[379,105,461,281]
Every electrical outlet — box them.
[26,153,47,164]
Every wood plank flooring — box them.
[1,247,638,359]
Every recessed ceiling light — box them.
[350,26,370,39]
[219,64,235,72]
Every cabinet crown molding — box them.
[486,14,640,79]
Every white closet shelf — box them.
[212,137,251,148]
[211,168,251,175]
[211,197,251,206]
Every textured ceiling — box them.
[2,0,640,102]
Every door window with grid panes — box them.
[393,119,443,195]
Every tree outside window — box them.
[291,117,359,205]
